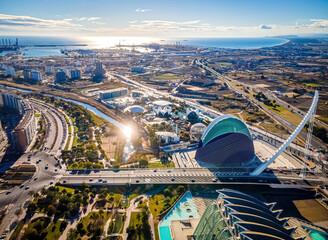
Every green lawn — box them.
[72,135,78,147]
[78,211,111,238]
[106,193,122,207]
[74,126,78,133]
[149,194,166,218]
[56,186,75,194]
[148,161,175,168]
[305,83,319,88]
[154,74,179,80]
[22,217,51,239]
[128,212,145,240]
[108,213,125,234]
[263,104,301,125]
[64,136,71,150]
[42,220,66,240]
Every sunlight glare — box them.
[123,125,132,139]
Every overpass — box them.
[60,168,326,188]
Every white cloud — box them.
[136,8,151,13]
[0,13,327,37]
[0,13,81,29]
[76,17,102,21]
[307,19,328,28]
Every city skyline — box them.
[1,0,328,37]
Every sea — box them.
[0,36,288,58]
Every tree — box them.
[23,228,38,240]
[67,229,77,240]
[139,159,148,168]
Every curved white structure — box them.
[250,90,319,176]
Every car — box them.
[103,180,107,183]
[25,186,30,190]
[153,169,157,172]
[136,180,140,183]
[45,165,48,170]
[171,178,175,182]
[50,182,53,185]
[54,168,58,172]
[89,178,93,182]
[6,191,11,195]
[63,180,67,183]
[258,179,264,183]
[39,159,42,162]
[27,158,31,161]
[98,179,102,182]
[229,178,234,181]
[291,180,296,184]
[168,170,171,173]
[34,177,38,181]
[212,178,218,182]
[191,179,195,183]
[284,181,290,184]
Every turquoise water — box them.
[159,191,200,240]
[303,226,328,240]
[310,232,327,240]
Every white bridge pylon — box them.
[250,90,319,176]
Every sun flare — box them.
[123,125,132,139]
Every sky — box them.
[0,0,328,38]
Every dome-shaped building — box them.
[124,105,145,114]
[195,115,255,167]
[190,123,207,140]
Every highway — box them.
[60,168,326,188]
[195,60,326,150]
[30,99,68,154]
[0,100,67,236]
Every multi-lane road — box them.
[0,100,67,236]
[196,60,327,150]
[59,167,327,187]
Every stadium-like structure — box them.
[193,189,301,240]
[195,115,255,167]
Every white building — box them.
[45,65,55,74]
[5,67,15,77]
[155,132,180,145]
[31,70,42,81]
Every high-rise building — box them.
[45,65,55,74]
[23,69,31,80]
[70,69,81,79]
[31,70,42,81]
[1,93,36,152]
[12,101,36,152]
[55,70,66,83]
[95,61,104,77]
[5,66,15,77]
[2,92,25,115]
